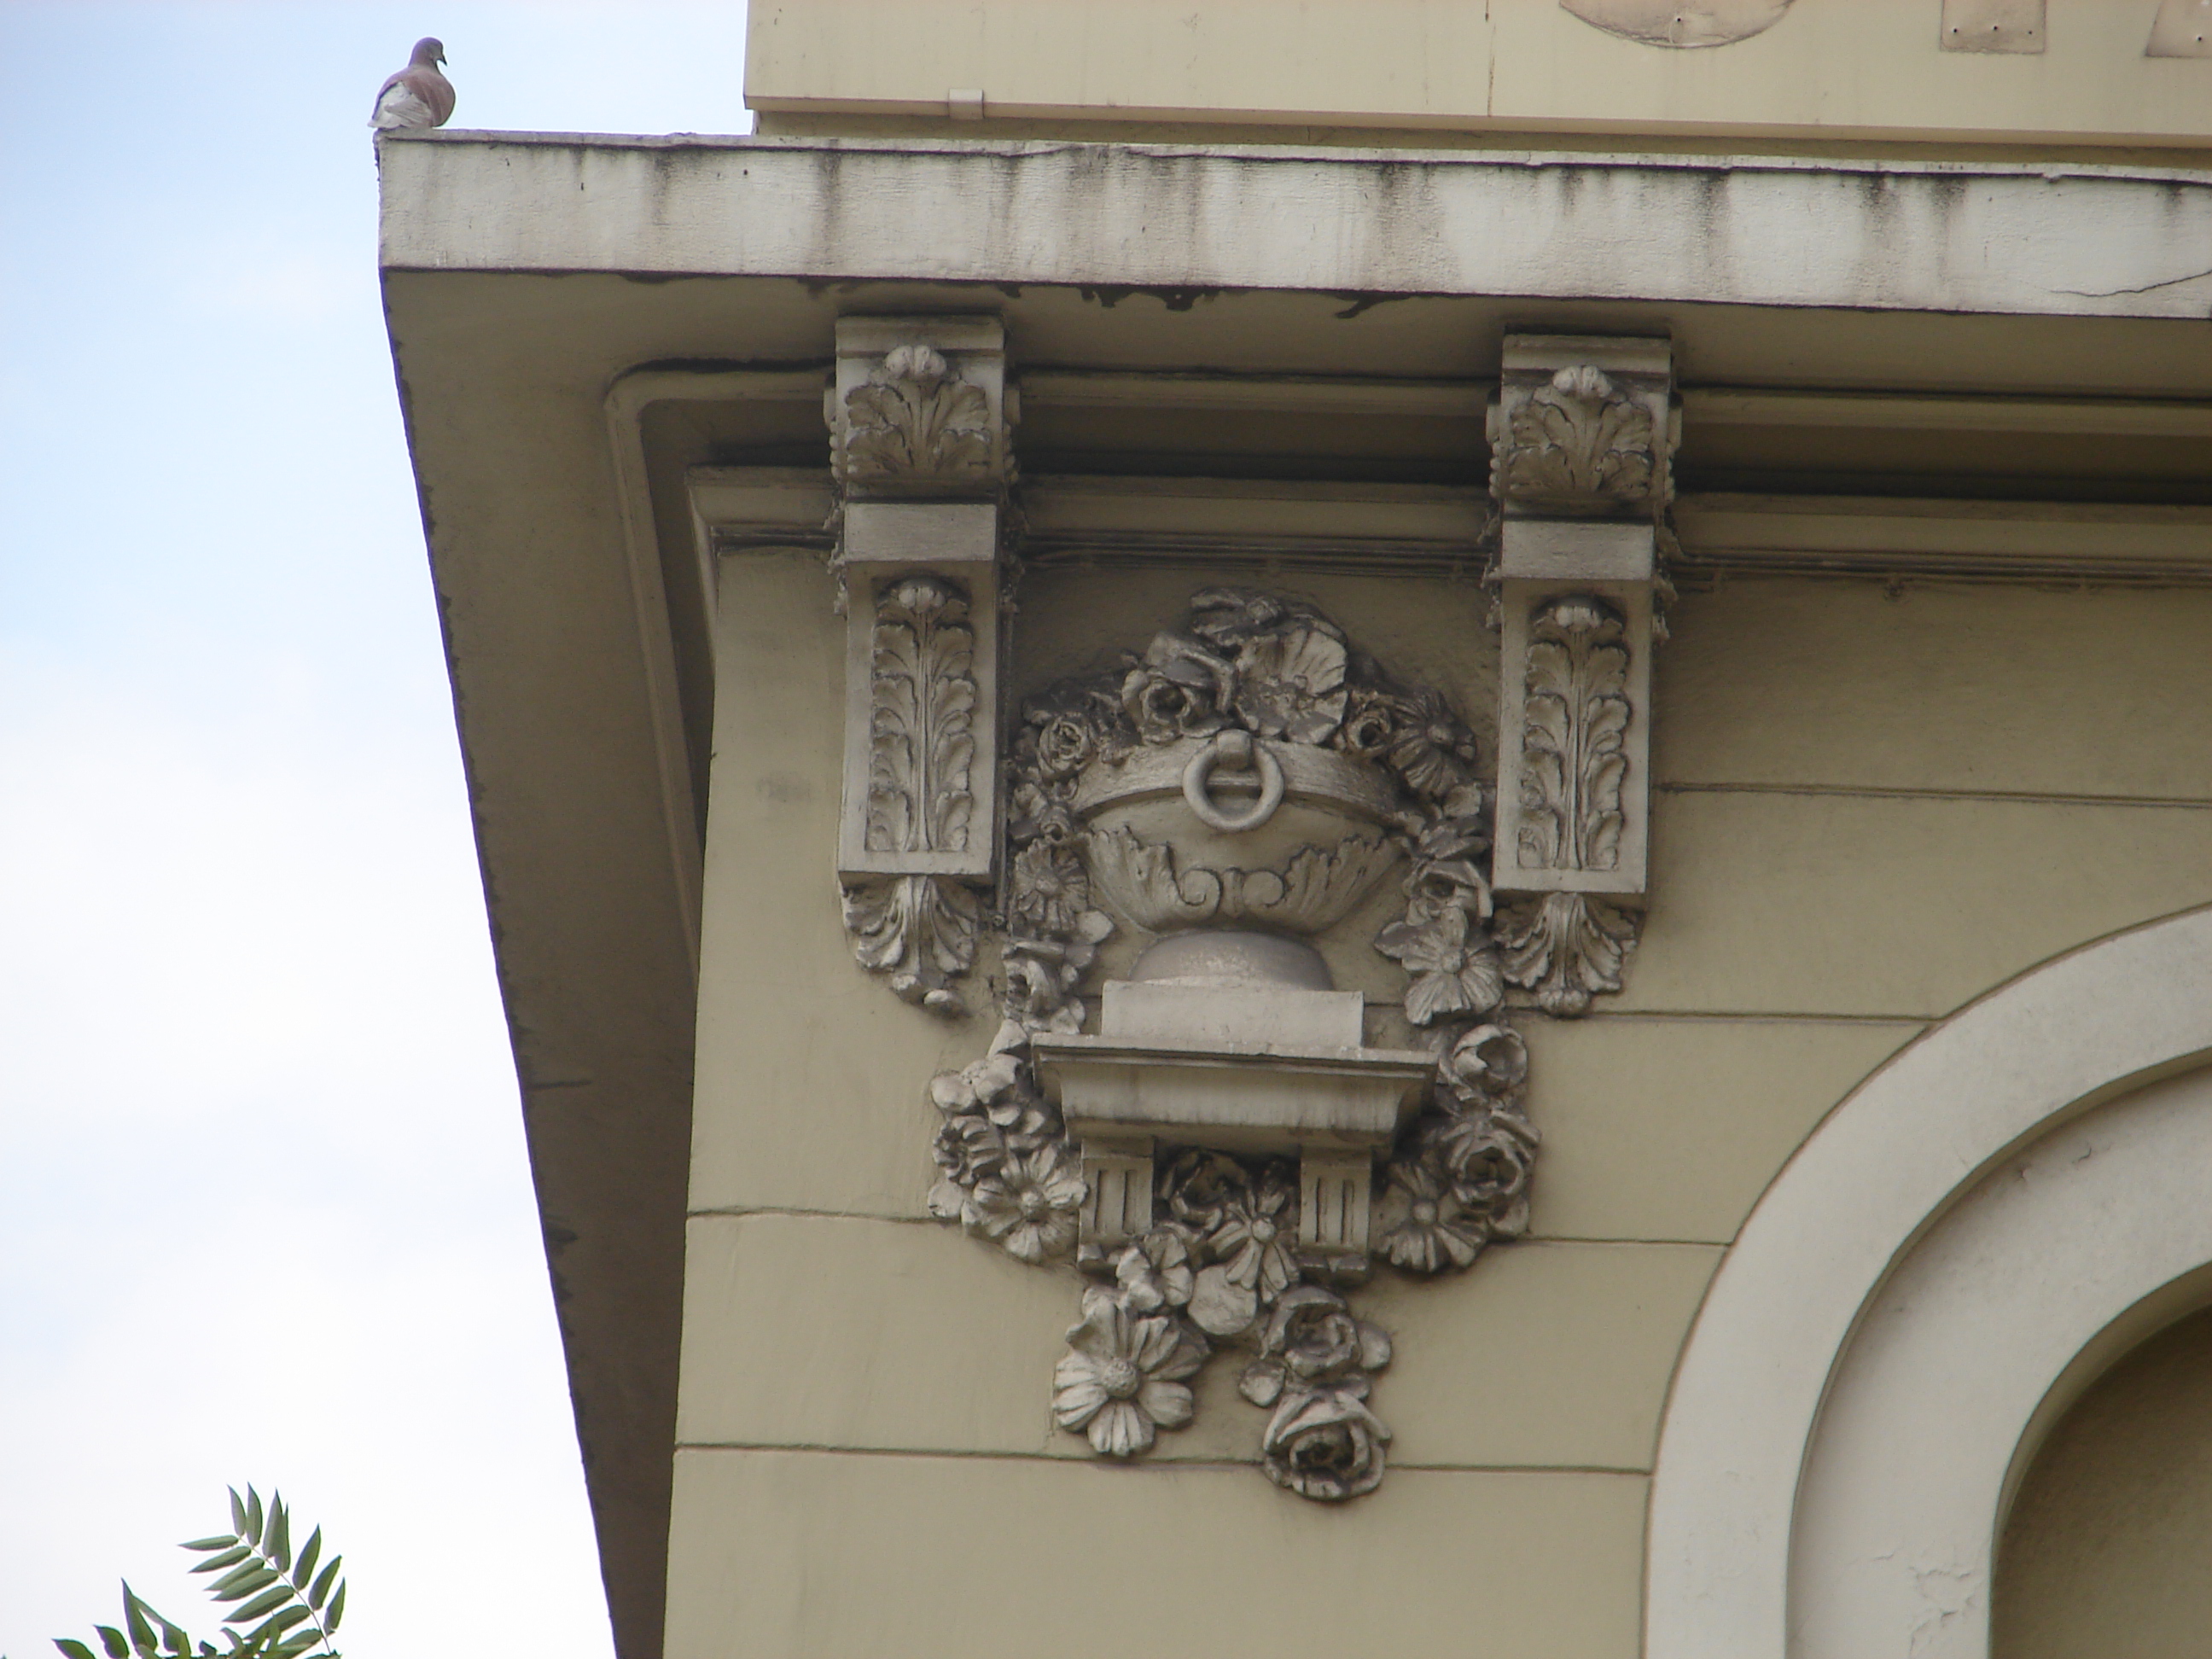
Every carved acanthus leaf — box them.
[841,345,995,484]
[841,874,981,1016]
[1516,595,1631,873]
[1493,891,1640,1016]
[864,575,978,856]
[1497,364,1658,506]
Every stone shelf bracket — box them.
[1487,335,1676,1015]
[830,316,1015,1014]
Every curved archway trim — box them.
[1644,904,2212,1659]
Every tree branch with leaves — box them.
[52,1487,346,1659]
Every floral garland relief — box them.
[924,590,1541,1501]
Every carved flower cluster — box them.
[926,1051,1084,1264]
[1377,1024,1539,1276]
[927,589,1543,1503]
[1001,588,1493,1045]
[1050,1150,1398,1500]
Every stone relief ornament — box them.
[841,872,982,1017]
[861,575,979,859]
[920,587,1545,1501]
[1559,0,1796,49]
[829,317,1010,1016]
[1488,335,1672,1013]
[840,343,998,486]
[1494,364,1661,510]
[1516,595,1630,875]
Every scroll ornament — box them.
[922,590,1543,1499]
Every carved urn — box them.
[1024,595,1446,1261]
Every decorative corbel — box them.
[1487,335,1676,1015]
[830,317,1014,1014]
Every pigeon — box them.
[370,38,454,131]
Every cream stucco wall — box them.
[667,549,2212,1656]
[747,0,2212,148]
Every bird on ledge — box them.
[370,38,455,131]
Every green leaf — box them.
[322,1586,343,1635]
[242,1490,264,1548]
[189,1547,252,1576]
[289,1530,320,1591]
[306,1561,340,1611]
[224,1590,292,1626]
[227,1492,247,1536]
[122,1588,157,1655]
[246,1612,307,1643]
[93,1629,128,1659]
[179,1537,236,1555]
[266,1501,290,1574]
[209,1564,277,1602]
[55,1640,97,1659]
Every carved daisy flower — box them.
[963,1142,1086,1263]
[1009,838,1090,938]
[1051,1301,1207,1457]
[1210,1167,1299,1301]
[1373,904,1505,1025]
[1377,1159,1488,1275]
[1109,1228,1196,1313]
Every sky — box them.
[0,5,751,1653]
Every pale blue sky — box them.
[0,5,750,1652]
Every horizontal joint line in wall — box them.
[672,1441,1649,1477]
[686,1204,940,1225]
[1570,1008,1931,1026]
[1656,781,2212,810]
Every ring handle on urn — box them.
[1181,729,1285,834]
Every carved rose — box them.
[1438,1022,1529,1104]
[1240,1285,1391,1400]
[1121,633,1235,746]
[1030,713,1095,780]
[1160,1150,1249,1233]
[1377,1159,1488,1274]
[1401,854,1492,923]
[1373,903,1504,1025]
[964,1141,1086,1263]
[1052,1300,1207,1457]
[1334,687,1397,761]
[1260,1381,1391,1502]
[1427,1103,1538,1238]
[1387,688,1480,800]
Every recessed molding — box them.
[690,464,2212,585]
[649,364,2212,443]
